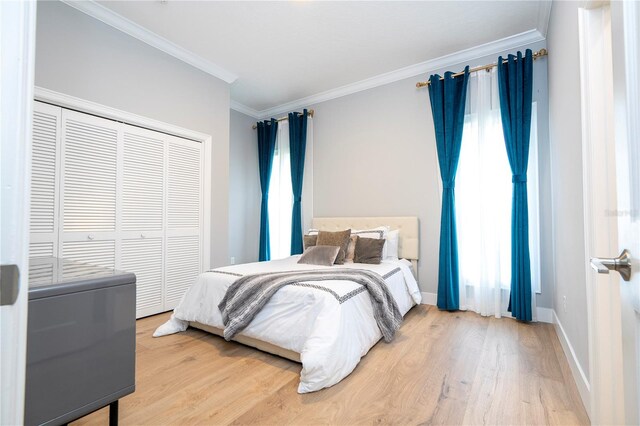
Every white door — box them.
[121,124,166,317]
[60,109,119,269]
[609,1,640,423]
[580,3,640,424]
[30,103,62,258]
[164,134,203,309]
[0,1,37,424]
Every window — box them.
[455,69,540,317]
[268,122,293,259]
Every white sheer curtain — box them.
[268,121,293,259]
[456,68,539,319]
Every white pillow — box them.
[385,229,399,260]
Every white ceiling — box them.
[90,1,549,116]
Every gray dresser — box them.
[25,257,136,426]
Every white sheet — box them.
[154,256,421,393]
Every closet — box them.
[29,101,204,318]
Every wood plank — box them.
[73,306,590,426]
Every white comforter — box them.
[154,256,421,393]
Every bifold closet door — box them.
[59,109,119,269]
[30,102,205,318]
[164,134,203,309]
[121,125,165,317]
[30,102,61,258]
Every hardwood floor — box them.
[74,306,589,425]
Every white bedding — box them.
[154,256,421,393]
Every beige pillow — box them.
[303,234,317,251]
[344,235,359,263]
[316,229,351,264]
[354,237,386,264]
[297,246,340,266]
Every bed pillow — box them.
[297,246,340,266]
[351,226,390,259]
[354,237,386,264]
[344,235,359,263]
[385,229,400,260]
[303,234,317,251]
[316,229,351,264]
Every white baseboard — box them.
[536,307,554,323]
[420,291,438,306]
[419,292,554,324]
[552,310,591,417]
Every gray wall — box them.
[309,40,554,308]
[35,0,231,268]
[229,110,260,264]
[547,1,590,379]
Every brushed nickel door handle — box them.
[590,249,632,282]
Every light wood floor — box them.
[74,305,589,425]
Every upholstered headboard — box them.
[310,216,419,273]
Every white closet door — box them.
[121,127,164,233]
[164,135,203,309]
[62,240,116,270]
[29,102,61,258]
[122,237,163,317]
[121,125,166,317]
[60,109,119,268]
[30,103,205,318]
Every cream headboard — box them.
[310,216,419,273]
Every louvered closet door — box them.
[60,109,119,269]
[31,103,205,318]
[121,125,166,317]
[29,102,61,258]
[164,134,203,309]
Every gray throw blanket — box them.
[218,268,403,342]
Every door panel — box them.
[31,104,60,233]
[62,240,116,270]
[29,242,54,258]
[30,102,61,257]
[167,140,201,231]
[581,3,640,424]
[164,136,202,310]
[121,237,164,317]
[62,111,118,233]
[611,1,640,423]
[0,1,36,422]
[122,128,164,232]
[165,235,200,309]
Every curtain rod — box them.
[252,109,315,129]
[415,48,548,88]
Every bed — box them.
[154,217,421,393]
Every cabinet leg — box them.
[109,400,119,426]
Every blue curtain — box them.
[257,119,278,261]
[288,109,308,255]
[428,67,470,311]
[497,49,534,321]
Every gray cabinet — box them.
[25,257,136,426]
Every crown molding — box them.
[230,100,261,119]
[254,28,545,118]
[537,1,553,37]
[60,0,238,84]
